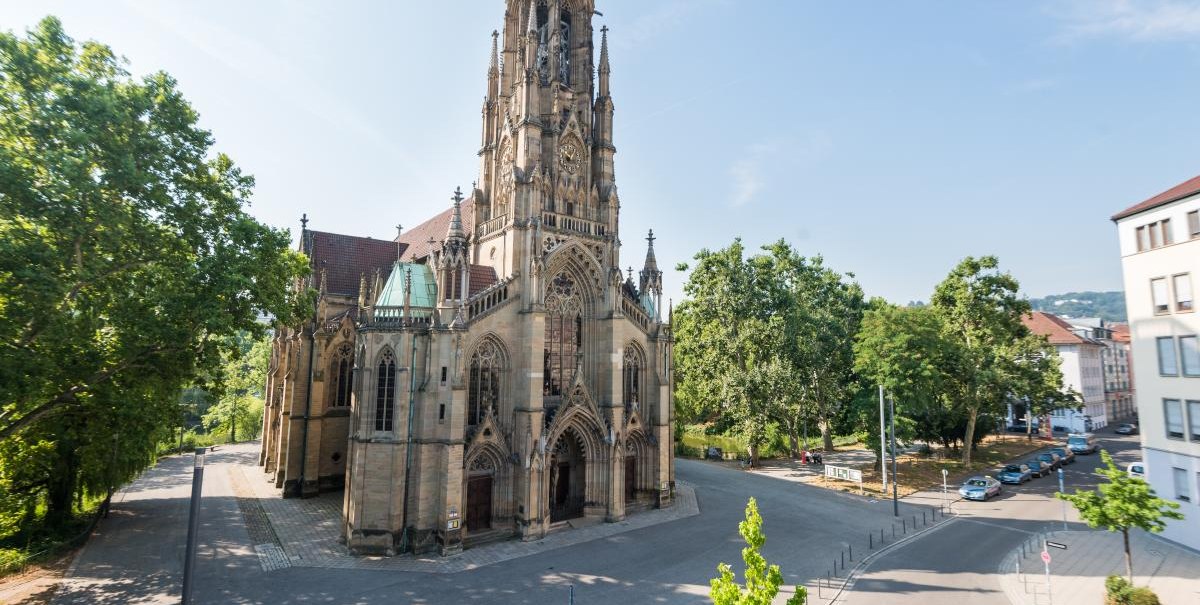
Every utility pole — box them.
[879,385,888,493]
[890,395,898,517]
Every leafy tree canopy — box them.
[710,498,806,605]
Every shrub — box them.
[1104,575,1161,605]
[1127,587,1161,605]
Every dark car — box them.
[1037,451,1062,471]
[1007,423,1040,434]
[1050,447,1075,465]
[705,446,724,460]
[1115,423,1139,435]
[997,464,1033,484]
[1026,458,1051,478]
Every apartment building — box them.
[1113,174,1200,551]
[1014,311,1108,434]
[1069,318,1135,421]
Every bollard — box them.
[913,514,917,529]
[881,527,885,544]
[902,519,907,535]
[892,525,896,538]
[849,544,853,562]
[923,511,927,526]
[841,550,845,570]
[833,559,837,575]
[869,532,873,549]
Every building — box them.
[259,0,675,557]
[1110,322,1136,420]
[1009,311,1108,434]
[1068,318,1135,422]
[1113,173,1200,551]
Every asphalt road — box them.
[55,445,935,604]
[843,428,1143,605]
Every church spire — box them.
[487,29,500,100]
[447,186,466,242]
[598,25,611,98]
[640,229,663,321]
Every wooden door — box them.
[466,475,492,532]
[625,456,636,502]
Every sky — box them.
[4,0,1200,307]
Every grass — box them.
[0,493,107,579]
[851,434,1053,498]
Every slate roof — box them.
[1021,311,1104,346]
[1112,173,1200,221]
[396,198,476,262]
[305,230,402,298]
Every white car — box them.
[1126,462,1145,479]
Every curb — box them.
[822,509,963,603]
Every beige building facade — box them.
[261,0,675,557]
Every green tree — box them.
[930,256,1043,465]
[710,498,806,605]
[1057,450,1184,584]
[202,333,270,443]
[0,17,308,529]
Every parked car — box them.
[1050,447,1076,465]
[1127,461,1146,479]
[959,476,1002,501]
[1037,451,1063,471]
[1115,423,1139,435]
[997,464,1033,484]
[1007,423,1040,434]
[1026,458,1051,478]
[1067,433,1098,454]
[705,447,724,460]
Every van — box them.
[1127,461,1145,479]
[1067,433,1097,454]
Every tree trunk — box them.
[748,441,759,468]
[787,426,800,460]
[961,407,979,466]
[46,438,79,528]
[821,418,834,452]
[1124,528,1133,583]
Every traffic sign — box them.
[1046,541,1067,550]
[1041,551,1051,563]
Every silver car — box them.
[958,476,1002,501]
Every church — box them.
[259,0,675,556]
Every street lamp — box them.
[182,447,206,605]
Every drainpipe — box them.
[398,326,420,552]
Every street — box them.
[843,429,1143,605]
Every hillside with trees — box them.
[1028,291,1126,322]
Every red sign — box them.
[1041,551,1051,563]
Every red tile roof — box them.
[305,230,402,298]
[396,198,476,262]
[1112,173,1200,221]
[469,264,498,297]
[1021,311,1101,346]
[1110,322,1131,343]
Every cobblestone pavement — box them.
[1000,529,1200,605]
[236,461,700,573]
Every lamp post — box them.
[889,395,898,517]
[879,385,887,493]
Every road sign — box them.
[1041,550,1051,563]
[1046,541,1068,550]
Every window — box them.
[329,344,353,407]
[1158,337,1179,375]
[1150,223,1160,248]
[543,273,582,400]
[1165,399,1184,439]
[1174,467,1191,502]
[1152,278,1170,314]
[1183,336,1200,377]
[374,349,396,431]
[1137,225,1148,251]
[1174,274,1193,312]
[1189,210,1200,239]
[1189,401,1200,441]
[623,345,644,410]
[1162,218,1173,245]
[468,339,503,426]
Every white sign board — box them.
[824,465,863,483]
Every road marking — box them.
[955,517,1037,534]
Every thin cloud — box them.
[730,157,763,207]
[1052,0,1200,42]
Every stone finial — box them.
[300,213,309,230]
[447,186,467,241]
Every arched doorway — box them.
[549,429,586,522]
[465,454,497,532]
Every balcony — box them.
[541,210,606,238]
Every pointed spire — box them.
[447,186,466,241]
[643,229,658,272]
[527,0,537,34]
[598,25,611,97]
[487,30,500,100]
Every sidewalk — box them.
[1000,529,1200,605]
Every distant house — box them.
[1067,318,1135,422]
[1007,311,1108,434]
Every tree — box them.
[930,256,1038,465]
[1057,450,1183,583]
[0,18,308,529]
[710,498,806,605]
[202,333,270,443]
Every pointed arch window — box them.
[468,339,504,426]
[330,343,353,407]
[375,349,396,431]
[544,273,582,400]
[623,345,644,410]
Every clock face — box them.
[559,140,582,174]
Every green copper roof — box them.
[640,292,656,318]
[375,262,437,318]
